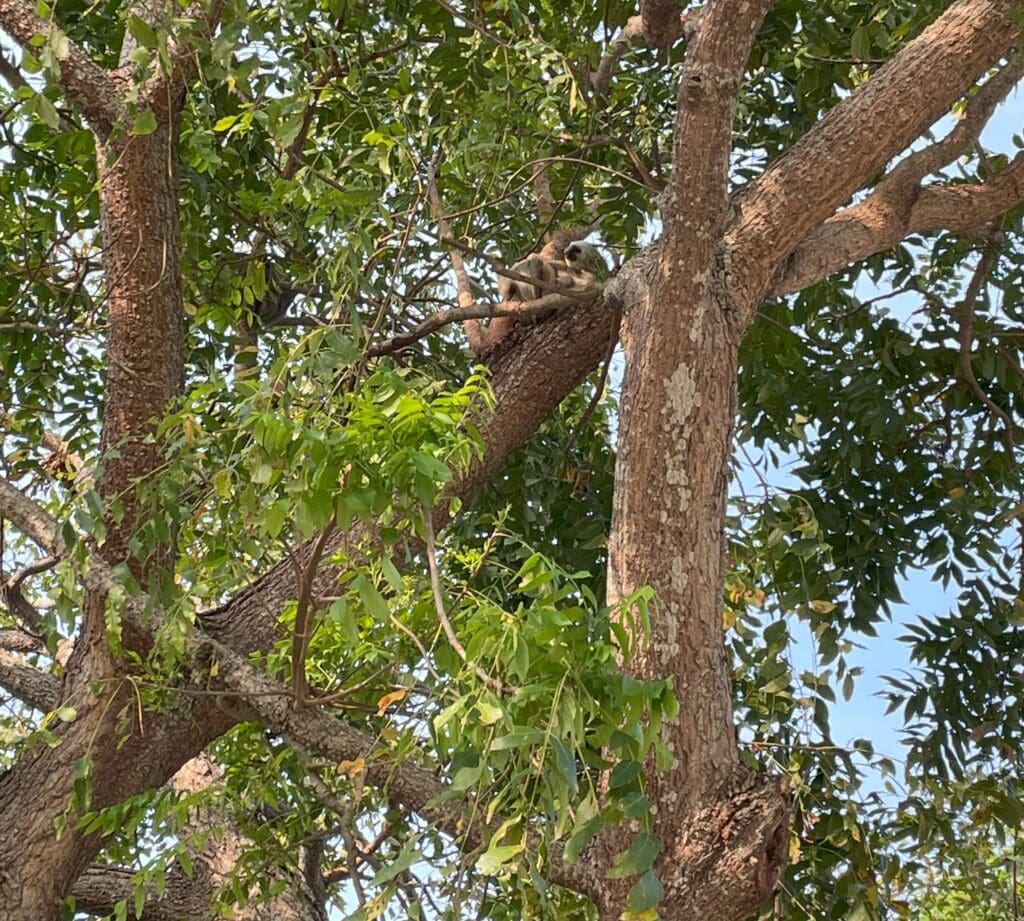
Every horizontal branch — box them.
[0,0,123,132]
[71,865,213,921]
[0,630,42,653]
[367,287,603,356]
[0,650,60,710]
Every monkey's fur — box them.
[497,240,608,303]
[467,240,607,355]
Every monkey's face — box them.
[564,241,608,277]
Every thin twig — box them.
[289,519,337,706]
[422,514,510,694]
[954,242,1014,452]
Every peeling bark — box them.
[601,2,788,917]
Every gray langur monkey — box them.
[497,240,607,303]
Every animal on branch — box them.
[468,240,610,355]
[497,240,608,303]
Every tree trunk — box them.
[0,111,185,920]
[600,275,787,920]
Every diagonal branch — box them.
[0,477,64,553]
[0,0,123,131]
[771,151,1024,297]
[728,0,1022,313]
[888,51,1024,187]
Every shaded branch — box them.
[0,650,60,710]
[641,1,694,49]
[0,0,123,131]
[71,865,213,921]
[0,630,43,653]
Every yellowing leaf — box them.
[182,414,200,446]
[376,687,408,716]
[338,756,365,778]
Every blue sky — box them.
[767,86,1023,780]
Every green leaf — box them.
[372,837,419,884]
[355,575,389,623]
[564,814,603,864]
[380,556,404,592]
[490,728,544,750]
[608,759,643,791]
[126,14,159,49]
[476,842,524,874]
[550,737,578,795]
[475,700,504,726]
[626,869,664,913]
[32,94,60,129]
[606,832,661,880]
[130,109,158,136]
[449,762,483,792]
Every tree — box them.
[1,0,1023,919]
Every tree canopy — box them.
[1,1,1023,919]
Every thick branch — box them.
[0,651,60,710]
[71,866,213,921]
[728,0,1022,312]
[889,51,1024,186]
[661,0,772,270]
[0,477,63,553]
[641,0,687,49]
[0,0,123,131]
[772,152,1024,297]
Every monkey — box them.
[468,241,608,356]
[497,241,607,303]
[497,252,567,303]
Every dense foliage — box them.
[1,1,1022,918]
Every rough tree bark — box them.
[1,0,1024,919]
